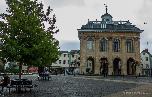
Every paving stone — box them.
[1,75,152,97]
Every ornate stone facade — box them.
[78,6,143,75]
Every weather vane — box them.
[104,4,108,14]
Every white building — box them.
[52,51,70,68]
[69,50,80,68]
[51,50,80,74]
[141,49,152,76]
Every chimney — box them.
[145,49,148,52]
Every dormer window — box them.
[106,19,109,21]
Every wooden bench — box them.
[38,73,51,80]
[0,84,13,95]
[7,79,34,93]
[22,80,33,92]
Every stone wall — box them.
[79,32,141,75]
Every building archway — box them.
[127,58,136,75]
[100,58,108,76]
[113,58,121,75]
[86,57,94,74]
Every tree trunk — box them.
[38,66,44,74]
[18,62,23,93]
[19,63,22,80]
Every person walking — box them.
[0,74,10,94]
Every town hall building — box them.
[78,6,144,75]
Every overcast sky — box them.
[0,0,152,52]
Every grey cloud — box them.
[138,0,152,53]
[43,0,85,8]
[138,0,152,24]
[59,41,80,51]
[138,0,152,17]
[0,0,7,13]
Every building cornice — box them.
[78,29,143,33]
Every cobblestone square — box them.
[1,75,152,97]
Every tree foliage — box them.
[5,62,19,73]
[0,0,60,67]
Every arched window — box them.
[113,38,120,52]
[100,38,108,52]
[87,37,93,50]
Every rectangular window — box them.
[113,43,120,52]
[63,60,66,64]
[100,39,108,52]
[146,57,148,61]
[126,39,133,53]
[146,64,149,68]
[141,64,143,68]
[87,41,93,50]
[64,54,66,57]
[68,60,70,64]
[72,55,74,58]
[59,60,61,64]
[113,39,120,52]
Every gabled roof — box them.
[60,51,69,54]
[70,50,80,54]
[141,49,152,57]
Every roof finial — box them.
[104,4,108,14]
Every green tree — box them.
[5,62,19,73]
[0,0,60,81]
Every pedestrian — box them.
[122,73,125,78]
[0,74,10,92]
[55,69,57,75]
[136,75,137,78]
[138,73,141,77]
[73,69,76,76]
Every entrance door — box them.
[86,57,94,74]
[113,58,121,75]
[127,58,136,75]
[100,58,108,76]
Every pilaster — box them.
[80,35,87,74]
[108,37,113,75]
[121,36,127,75]
[94,35,100,74]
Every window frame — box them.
[87,37,94,50]
[126,39,134,53]
[63,60,66,64]
[59,60,61,64]
[146,57,148,61]
[100,38,108,52]
[113,38,120,52]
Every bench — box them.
[0,79,13,95]
[8,80,34,93]
[0,83,15,94]
[22,80,33,92]
[38,73,51,80]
